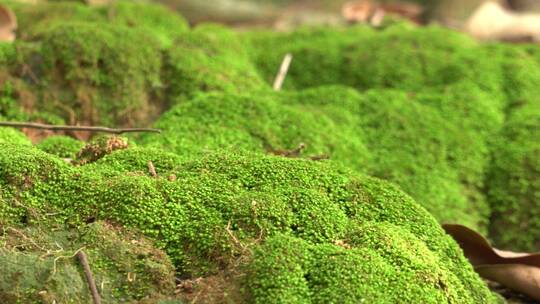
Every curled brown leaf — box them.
[443,224,540,301]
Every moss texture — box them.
[488,102,540,251]
[0,127,31,146]
[0,221,175,303]
[343,25,502,94]
[36,135,84,159]
[245,25,375,90]
[4,0,188,46]
[0,0,188,128]
[139,91,370,172]
[164,24,267,104]
[141,83,500,231]
[0,144,497,303]
[40,22,162,126]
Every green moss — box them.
[165,24,266,104]
[488,103,540,251]
[0,42,16,65]
[0,80,27,121]
[486,44,540,111]
[0,145,497,302]
[36,135,84,159]
[4,1,103,40]
[5,0,188,47]
[343,25,502,94]
[0,221,175,303]
[245,25,375,90]
[39,22,162,126]
[89,147,183,176]
[0,127,31,146]
[351,89,490,230]
[248,227,497,303]
[139,91,370,172]
[108,1,189,48]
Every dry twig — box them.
[147,161,158,178]
[273,53,293,91]
[77,250,101,304]
[0,121,161,134]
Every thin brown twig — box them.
[77,250,101,304]
[0,121,161,134]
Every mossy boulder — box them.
[488,103,540,251]
[165,24,266,104]
[0,144,498,302]
[36,135,84,159]
[0,221,175,303]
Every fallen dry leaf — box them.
[0,3,16,42]
[443,224,540,301]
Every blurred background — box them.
[156,0,540,29]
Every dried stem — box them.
[147,161,157,178]
[77,250,101,304]
[273,53,293,91]
[0,121,161,134]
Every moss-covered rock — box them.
[143,84,498,230]
[0,144,498,302]
[488,102,540,251]
[165,24,266,104]
[108,1,189,48]
[5,0,188,46]
[138,91,370,172]
[36,135,84,159]
[0,127,31,146]
[39,22,162,126]
[0,221,175,303]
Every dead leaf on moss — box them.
[443,224,540,301]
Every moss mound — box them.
[246,24,501,95]
[0,127,31,146]
[142,84,500,230]
[0,144,497,302]
[0,221,175,303]
[36,135,84,158]
[488,102,540,251]
[39,22,162,126]
[343,25,502,94]
[138,91,370,172]
[90,146,183,176]
[165,24,266,104]
[245,25,375,90]
[6,0,188,46]
[108,1,189,48]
